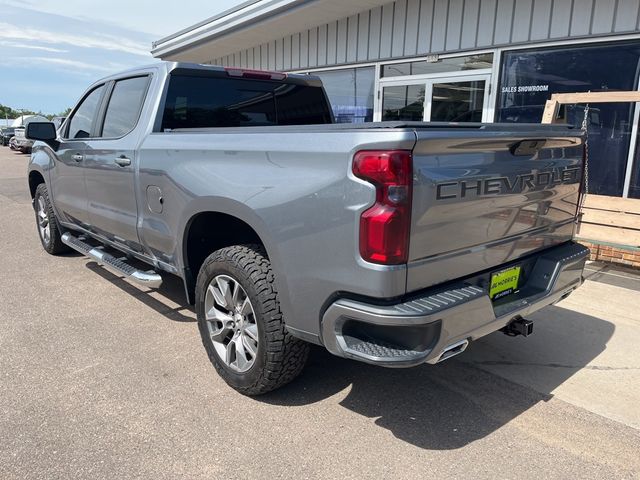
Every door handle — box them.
[72,154,84,162]
[114,156,131,167]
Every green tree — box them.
[0,104,19,120]
[56,107,72,118]
[0,103,71,122]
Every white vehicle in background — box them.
[11,115,50,154]
[12,127,32,153]
[10,115,48,128]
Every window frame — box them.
[95,74,152,141]
[62,83,107,141]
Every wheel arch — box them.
[28,169,46,199]
[179,204,279,305]
[27,148,53,199]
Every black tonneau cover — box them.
[165,121,582,135]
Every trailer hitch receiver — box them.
[501,316,534,337]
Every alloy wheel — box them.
[204,274,259,373]
[36,196,51,246]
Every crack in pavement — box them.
[474,360,640,371]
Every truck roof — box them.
[93,61,322,87]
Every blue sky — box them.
[0,0,245,115]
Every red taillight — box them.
[353,150,412,265]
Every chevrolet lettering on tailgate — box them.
[436,167,581,200]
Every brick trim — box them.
[578,241,640,269]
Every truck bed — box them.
[158,120,584,296]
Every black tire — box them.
[196,244,309,395]
[33,183,69,255]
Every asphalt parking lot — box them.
[1,147,639,479]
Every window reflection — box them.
[67,85,104,139]
[497,42,640,197]
[382,85,425,121]
[102,76,149,138]
[431,81,485,122]
[311,67,375,123]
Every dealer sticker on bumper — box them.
[489,266,521,300]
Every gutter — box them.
[151,0,310,59]
[152,0,261,48]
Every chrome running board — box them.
[61,232,162,289]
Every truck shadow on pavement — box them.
[260,306,614,450]
[75,256,617,449]
[84,261,195,322]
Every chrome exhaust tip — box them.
[437,339,469,363]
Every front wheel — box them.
[33,183,69,255]
[196,245,309,395]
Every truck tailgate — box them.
[407,126,583,293]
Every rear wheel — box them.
[196,245,309,395]
[34,183,69,255]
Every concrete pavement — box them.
[1,148,639,479]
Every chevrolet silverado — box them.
[26,62,589,395]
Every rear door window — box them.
[102,76,150,138]
[67,84,105,139]
[161,74,331,130]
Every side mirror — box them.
[26,122,57,143]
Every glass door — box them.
[380,79,427,122]
[429,76,489,122]
[378,74,491,122]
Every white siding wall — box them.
[210,0,640,68]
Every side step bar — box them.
[61,232,162,289]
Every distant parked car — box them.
[9,116,52,153]
[1,127,16,146]
[12,127,33,153]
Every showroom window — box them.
[309,67,375,123]
[497,42,640,198]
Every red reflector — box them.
[353,150,412,265]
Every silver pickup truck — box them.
[27,62,589,395]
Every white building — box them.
[10,115,48,127]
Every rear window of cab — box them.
[161,74,332,130]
